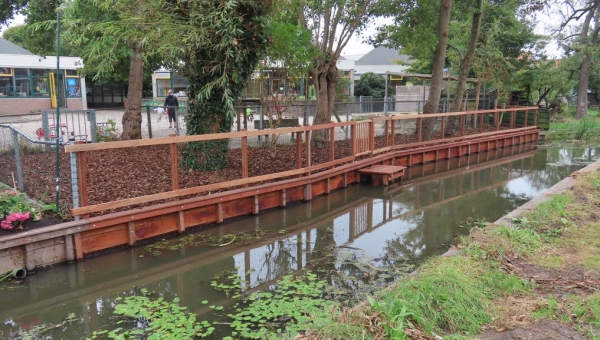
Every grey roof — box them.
[355,47,410,65]
[0,38,34,55]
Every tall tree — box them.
[298,0,375,146]
[421,0,453,140]
[0,0,28,27]
[163,0,273,170]
[557,0,600,119]
[373,0,452,139]
[61,0,160,140]
[448,0,484,113]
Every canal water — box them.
[0,145,597,339]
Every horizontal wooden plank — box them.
[359,165,407,175]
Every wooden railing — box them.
[64,106,538,218]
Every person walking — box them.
[164,90,179,128]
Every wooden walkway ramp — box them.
[359,165,407,186]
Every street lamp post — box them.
[54,8,61,212]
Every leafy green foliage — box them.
[4,0,65,56]
[354,72,391,98]
[95,118,119,142]
[89,290,215,339]
[227,272,338,339]
[161,0,271,170]
[0,0,28,27]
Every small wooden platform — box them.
[358,165,407,186]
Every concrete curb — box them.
[493,159,600,226]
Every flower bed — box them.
[0,189,54,232]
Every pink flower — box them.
[1,219,14,230]
[1,212,31,230]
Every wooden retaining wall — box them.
[0,108,540,273]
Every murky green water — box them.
[0,145,597,339]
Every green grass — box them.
[546,112,600,142]
[366,257,531,338]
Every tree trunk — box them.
[575,4,600,119]
[447,0,483,134]
[311,62,338,147]
[422,0,452,141]
[120,44,144,140]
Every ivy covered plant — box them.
[0,189,53,231]
[163,0,272,170]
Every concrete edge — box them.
[493,159,600,226]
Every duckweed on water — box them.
[88,288,215,339]
[140,229,269,257]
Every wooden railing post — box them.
[369,118,375,153]
[479,112,484,133]
[170,141,179,198]
[296,130,302,177]
[495,111,500,131]
[390,117,396,146]
[351,122,357,158]
[510,110,516,129]
[440,115,445,139]
[329,127,335,168]
[524,109,528,127]
[417,117,423,142]
[242,130,248,186]
[76,150,89,219]
[384,119,390,147]
[534,109,538,127]
[305,130,311,175]
[461,114,466,136]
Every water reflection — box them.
[0,145,596,338]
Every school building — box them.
[0,37,87,115]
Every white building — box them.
[0,38,86,115]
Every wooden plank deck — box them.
[359,165,407,186]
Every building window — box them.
[0,76,13,97]
[155,71,170,97]
[172,73,187,97]
[33,69,49,97]
[14,68,30,97]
